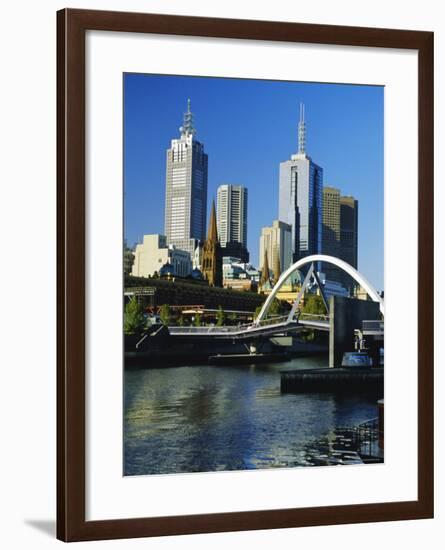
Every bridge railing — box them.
[169,314,292,334]
[252,314,290,327]
[167,313,331,335]
[168,325,242,335]
[298,313,330,322]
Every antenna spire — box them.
[180,98,196,137]
[298,102,306,154]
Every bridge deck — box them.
[168,315,330,340]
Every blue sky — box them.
[124,74,384,290]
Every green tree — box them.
[302,293,326,315]
[194,313,202,327]
[178,314,185,327]
[268,297,282,315]
[159,304,171,326]
[254,305,263,320]
[228,312,237,324]
[216,306,225,326]
[124,297,145,334]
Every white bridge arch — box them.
[255,254,384,324]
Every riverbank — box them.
[125,332,328,368]
[125,345,328,368]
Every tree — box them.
[268,297,282,316]
[194,313,202,327]
[254,305,263,320]
[216,306,225,326]
[228,312,237,324]
[302,293,326,315]
[159,304,171,326]
[124,297,145,334]
[178,314,185,327]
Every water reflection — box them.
[124,357,379,475]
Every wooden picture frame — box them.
[57,8,434,542]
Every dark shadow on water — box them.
[24,519,56,538]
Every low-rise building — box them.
[222,257,260,290]
[131,234,192,278]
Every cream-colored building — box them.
[261,281,302,305]
[259,220,292,278]
[131,234,192,278]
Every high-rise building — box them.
[279,103,323,262]
[322,186,341,257]
[322,186,341,282]
[321,187,359,292]
[201,201,223,287]
[164,99,208,257]
[259,220,292,280]
[340,196,358,269]
[216,184,249,262]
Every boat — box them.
[341,351,373,368]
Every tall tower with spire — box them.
[201,201,223,287]
[298,102,306,155]
[278,103,323,263]
[164,99,208,258]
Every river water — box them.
[124,356,381,476]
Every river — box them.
[124,356,381,476]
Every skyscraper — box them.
[259,220,292,279]
[340,196,358,269]
[322,186,341,282]
[164,99,208,257]
[322,187,359,292]
[216,184,249,262]
[279,103,323,262]
[322,187,341,256]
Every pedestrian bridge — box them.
[167,254,384,340]
[168,312,330,340]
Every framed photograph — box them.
[57,8,434,542]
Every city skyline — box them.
[124,73,384,290]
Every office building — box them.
[279,103,323,262]
[259,220,292,280]
[322,186,341,283]
[164,99,208,257]
[322,186,341,257]
[340,196,358,269]
[216,184,249,262]
[322,186,359,292]
[131,234,192,278]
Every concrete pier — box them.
[281,367,383,394]
[329,296,381,368]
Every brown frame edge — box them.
[57,8,434,542]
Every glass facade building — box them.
[279,154,323,261]
[278,104,323,262]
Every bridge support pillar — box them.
[329,296,381,368]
